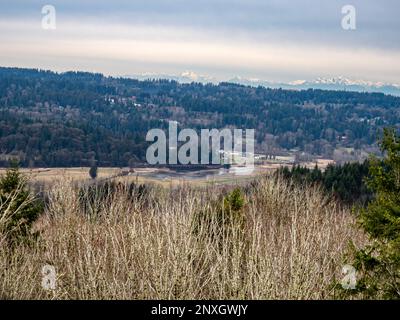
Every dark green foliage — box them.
[278,161,372,204]
[220,188,246,232]
[224,188,245,213]
[89,165,98,179]
[345,128,400,299]
[192,187,246,243]
[0,161,43,244]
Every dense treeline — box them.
[278,161,372,204]
[1,67,400,167]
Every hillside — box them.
[1,67,400,167]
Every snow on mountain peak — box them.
[122,72,400,96]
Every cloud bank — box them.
[0,0,399,82]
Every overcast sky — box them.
[0,0,399,83]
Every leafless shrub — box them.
[0,176,365,299]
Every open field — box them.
[0,159,335,187]
[0,167,121,183]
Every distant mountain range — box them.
[125,71,216,84]
[125,72,400,96]
[229,76,400,97]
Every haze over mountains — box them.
[127,72,400,97]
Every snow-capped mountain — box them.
[124,71,217,84]
[123,72,400,96]
[228,76,400,96]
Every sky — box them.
[0,0,399,83]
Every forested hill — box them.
[1,66,400,167]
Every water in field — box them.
[135,166,256,182]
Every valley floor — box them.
[0,159,334,187]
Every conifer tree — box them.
[0,161,42,244]
[349,128,400,299]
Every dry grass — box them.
[0,176,365,299]
[0,167,121,184]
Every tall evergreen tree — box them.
[349,128,400,298]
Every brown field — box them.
[0,166,265,187]
[0,167,120,183]
[0,159,335,187]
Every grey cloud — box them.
[1,0,399,49]
[0,0,399,82]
